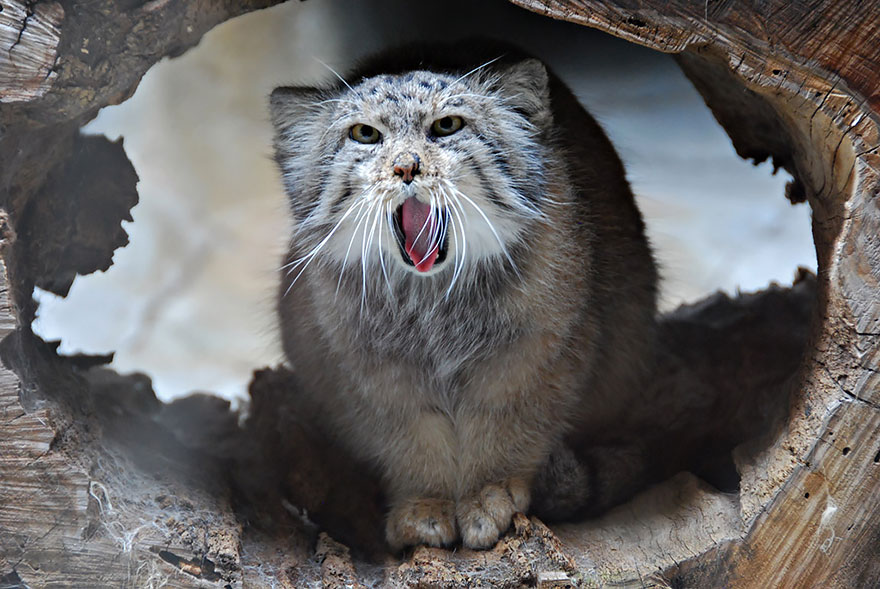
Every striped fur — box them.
[270,42,657,551]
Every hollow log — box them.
[1,0,878,587]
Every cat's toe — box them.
[506,476,531,512]
[457,480,528,549]
[385,497,457,551]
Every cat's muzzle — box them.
[392,152,421,184]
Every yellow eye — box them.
[350,123,381,144]
[431,116,464,137]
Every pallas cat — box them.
[270,42,657,550]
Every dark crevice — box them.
[7,0,38,55]
[157,550,221,582]
[0,570,28,589]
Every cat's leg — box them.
[381,411,461,551]
[385,497,457,551]
[454,476,532,549]
[452,403,558,549]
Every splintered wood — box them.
[0,1,63,102]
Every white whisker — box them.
[364,199,383,281]
[435,191,450,257]
[443,179,520,278]
[378,202,394,296]
[359,199,376,310]
[335,195,374,297]
[450,196,468,274]
[445,194,468,297]
[312,57,356,93]
[448,54,505,87]
[438,186,464,289]
[422,192,442,265]
[281,196,367,271]
[282,196,368,297]
[411,206,431,249]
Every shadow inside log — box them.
[0,269,816,576]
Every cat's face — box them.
[271,58,552,287]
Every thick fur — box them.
[270,42,657,550]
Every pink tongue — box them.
[401,196,440,273]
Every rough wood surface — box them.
[0,0,63,103]
[0,0,879,587]
[509,0,880,111]
[508,0,880,586]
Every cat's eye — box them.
[431,116,464,137]
[350,123,381,144]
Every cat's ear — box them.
[494,58,552,127]
[269,86,328,135]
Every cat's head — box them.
[270,49,554,287]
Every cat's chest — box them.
[317,277,524,378]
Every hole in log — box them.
[26,7,816,551]
[626,16,647,27]
[15,0,819,573]
[30,0,815,399]
[3,0,875,587]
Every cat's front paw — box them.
[456,478,530,549]
[385,497,457,551]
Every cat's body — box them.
[270,42,657,550]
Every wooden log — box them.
[0,0,878,586]
[506,0,880,586]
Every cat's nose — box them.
[392,152,421,184]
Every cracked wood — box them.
[0,0,63,102]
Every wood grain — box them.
[0,1,63,103]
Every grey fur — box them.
[270,42,657,550]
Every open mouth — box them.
[392,196,449,273]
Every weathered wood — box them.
[0,327,248,586]
[0,1,63,103]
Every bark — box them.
[1,0,878,587]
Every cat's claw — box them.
[386,497,457,551]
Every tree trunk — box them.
[1,0,878,587]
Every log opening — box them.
[1,1,878,587]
